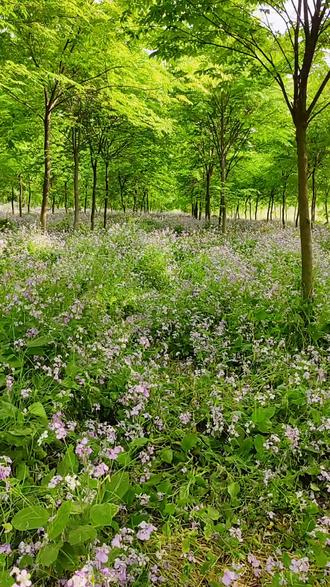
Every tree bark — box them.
[296,123,313,300]
[28,182,31,213]
[64,181,68,213]
[282,187,286,228]
[40,102,51,231]
[255,194,259,220]
[311,164,317,228]
[18,175,23,217]
[325,190,329,224]
[205,166,212,224]
[11,186,15,215]
[219,154,226,233]
[91,160,97,231]
[104,161,109,229]
[73,127,80,230]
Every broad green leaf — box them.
[181,433,199,451]
[159,448,173,464]
[0,570,13,587]
[48,502,72,540]
[26,336,52,348]
[106,471,130,500]
[68,525,97,545]
[57,446,78,475]
[28,402,47,420]
[90,503,119,526]
[12,505,49,530]
[227,482,240,499]
[37,543,61,567]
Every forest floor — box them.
[0,213,329,587]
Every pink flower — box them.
[0,543,11,554]
[75,438,92,460]
[91,462,109,478]
[136,521,156,541]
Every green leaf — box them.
[26,335,52,348]
[57,446,78,476]
[12,505,49,530]
[0,400,18,419]
[48,502,72,540]
[106,471,130,500]
[181,433,199,451]
[68,525,97,545]
[90,503,119,527]
[160,448,173,464]
[227,482,240,500]
[252,407,276,432]
[164,503,176,515]
[28,402,47,420]
[0,570,13,587]
[37,543,61,567]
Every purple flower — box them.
[179,412,192,425]
[290,557,309,575]
[75,438,92,460]
[0,456,12,481]
[0,543,11,554]
[91,462,109,478]
[106,446,124,460]
[95,544,110,566]
[285,425,300,449]
[136,521,156,541]
[222,569,239,586]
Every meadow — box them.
[0,214,329,586]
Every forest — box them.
[0,1,329,586]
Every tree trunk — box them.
[270,192,274,220]
[205,167,212,224]
[267,191,274,222]
[255,194,259,220]
[235,203,240,220]
[249,196,252,220]
[219,155,226,233]
[18,175,23,217]
[84,180,88,214]
[28,182,31,213]
[296,122,313,300]
[325,190,329,224]
[311,165,317,228]
[11,186,15,215]
[282,187,286,228]
[40,103,51,231]
[64,181,68,213]
[51,190,55,214]
[91,160,97,231]
[104,161,109,229]
[73,127,80,230]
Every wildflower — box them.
[6,375,14,390]
[222,569,239,586]
[290,557,309,575]
[20,388,31,399]
[136,521,157,541]
[179,412,192,425]
[64,475,80,491]
[106,446,124,460]
[75,438,92,460]
[91,462,109,478]
[48,475,63,489]
[285,425,300,449]
[0,456,12,481]
[229,526,243,542]
[66,569,89,587]
[10,567,32,587]
[95,544,110,567]
[137,493,150,505]
[0,543,11,554]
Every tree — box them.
[141,0,330,299]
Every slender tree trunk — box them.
[205,167,212,224]
[11,186,15,215]
[255,194,259,220]
[64,181,68,214]
[104,161,109,229]
[18,175,23,217]
[267,190,274,222]
[249,196,252,220]
[311,166,317,228]
[325,190,329,224]
[51,190,55,214]
[28,182,31,213]
[282,187,286,228]
[295,209,300,228]
[40,102,51,231]
[219,155,226,233]
[73,127,80,230]
[84,180,88,214]
[91,160,97,231]
[270,192,274,220]
[296,122,313,300]
[244,197,248,219]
